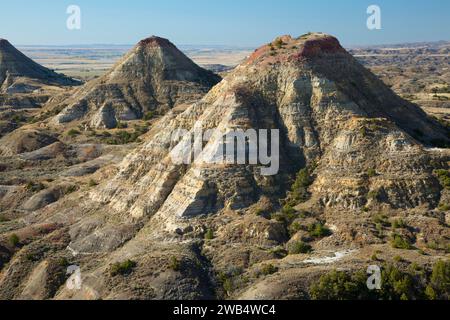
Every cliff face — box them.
[52,36,221,129]
[0,33,448,300]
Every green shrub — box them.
[260,264,278,276]
[67,129,81,137]
[204,229,214,240]
[360,127,368,137]
[427,260,450,300]
[0,215,8,223]
[168,256,181,271]
[104,128,148,145]
[271,206,298,226]
[288,241,313,255]
[426,241,439,250]
[88,179,98,187]
[310,270,371,300]
[274,39,285,49]
[222,278,234,295]
[116,121,128,129]
[65,185,78,195]
[367,168,377,178]
[110,260,137,276]
[217,270,241,296]
[288,221,302,236]
[373,214,390,227]
[310,262,447,300]
[286,166,315,205]
[57,257,69,267]
[391,234,413,250]
[438,204,450,211]
[308,222,331,239]
[392,219,407,229]
[255,208,270,219]
[25,182,46,193]
[269,247,288,259]
[8,234,20,247]
[143,111,155,121]
[367,190,380,200]
[435,169,450,189]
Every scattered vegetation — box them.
[367,190,380,200]
[287,165,315,205]
[425,260,450,300]
[271,205,298,226]
[255,208,270,219]
[117,121,128,129]
[359,127,368,138]
[310,260,450,300]
[288,241,313,255]
[373,214,391,227]
[88,179,98,187]
[57,257,69,267]
[143,111,155,121]
[64,185,78,195]
[390,234,413,250]
[288,221,302,236]
[426,241,450,253]
[308,222,331,239]
[103,125,149,145]
[269,247,288,259]
[435,169,450,189]
[217,267,244,297]
[260,264,278,276]
[67,129,81,137]
[8,234,20,247]
[392,219,407,229]
[25,181,46,193]
[204,229,214,240]
[274,39,285,49]
[367,168,377,178]
[310,270,370,300]
[110,260,137,276]
[168,256,181,271]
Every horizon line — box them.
[13,39,449,50]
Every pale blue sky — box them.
[0,0,449,47]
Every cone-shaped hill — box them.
[0,39,79,92]
[53,36,222,129]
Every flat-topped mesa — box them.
[138,36,175,48]
[246,32,346,65]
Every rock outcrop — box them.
[52,36,221,129]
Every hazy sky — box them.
[1,0,449,47]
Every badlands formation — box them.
[0,33,448,300]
